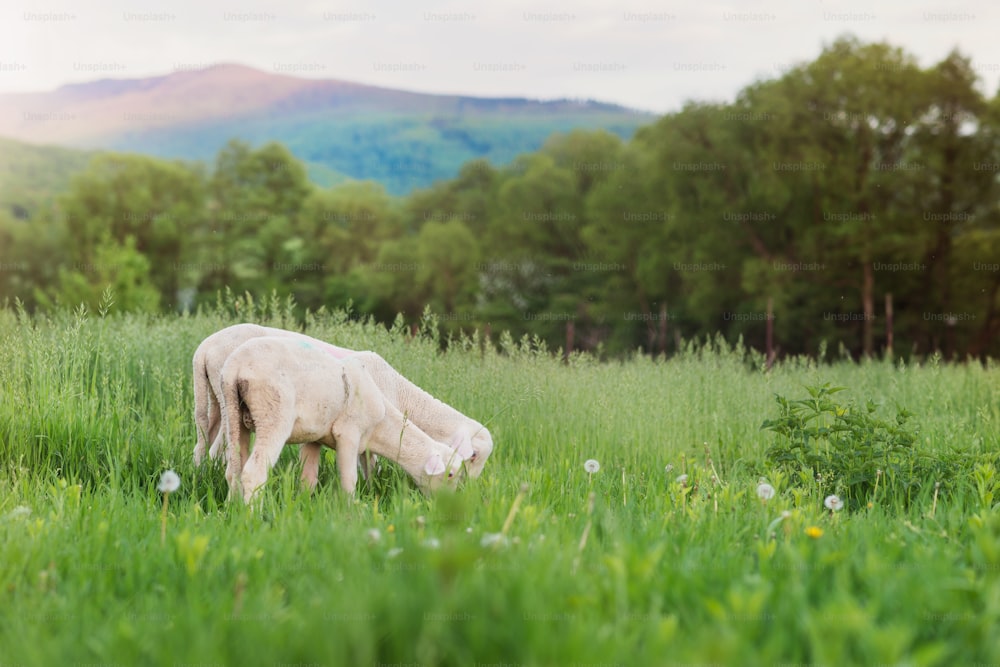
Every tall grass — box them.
[0,300,998,666]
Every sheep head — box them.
[449,427,493,479]
[420,445,470,492]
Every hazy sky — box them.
[0,0,995,113]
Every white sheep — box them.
[321,351,494,478]
[192,323,494,484]
[221,336,467,503]
[192,323,324,465]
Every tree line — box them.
[1,36,998,359]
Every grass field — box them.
[1,297,998,666]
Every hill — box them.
[0,137,94,219]
[0,64,652,193]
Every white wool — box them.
[192,324,492,486]
[220,337,465,503]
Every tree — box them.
[415,219,480,318]
[909,50,995,356]
[292,180,403,311]
[736,37,931,356]
[198,140,311,302]
[58,153,205,309]
[37,235,160,312]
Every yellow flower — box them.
[805,526,823,539]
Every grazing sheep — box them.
[191,323,381,485]
[301,351,494,481]
[192,323,493,485]
[221,337,467,503]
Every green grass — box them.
[1,300,999,666]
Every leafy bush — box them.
[762,383,921,509]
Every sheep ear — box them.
[423,453,446,476]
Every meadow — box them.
[0,296,998,667]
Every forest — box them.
[1,36,998,358]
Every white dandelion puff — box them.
[157,470,180,493]
[756,482,776,501]
[5,506,31,520]
[480,532,508,548]
[584,459,600,474]
[824,495,844,511]
[157,470,180,546]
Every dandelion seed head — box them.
[157,470,180,494]
[675,474,689,485]
[480,532,507,548]
[824,495,844,511]
[584,459,600,474]
[366,528,382,544]
[756,483,776,501]
[5,506,31,520]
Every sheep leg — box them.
[222,378,251,498]
[226,423,250,500]
[237,379,294,503]
[223,416,250,495]
[241,421,294,504]
[359,451,377,481]
[205,387,223,461]
[193,421,210,466]
[330,424,362,495]
[299,442,322,491]
[192,349,211,465]
[224,411,251,501]
[207,424,226,463]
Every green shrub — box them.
[762,383,922,509]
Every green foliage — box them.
[38,236,161,313]
[763,383,924,508]
[0,137,93,220]
[55,152,206,309]
[124,110,647,196]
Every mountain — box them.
[0,64,653,194]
